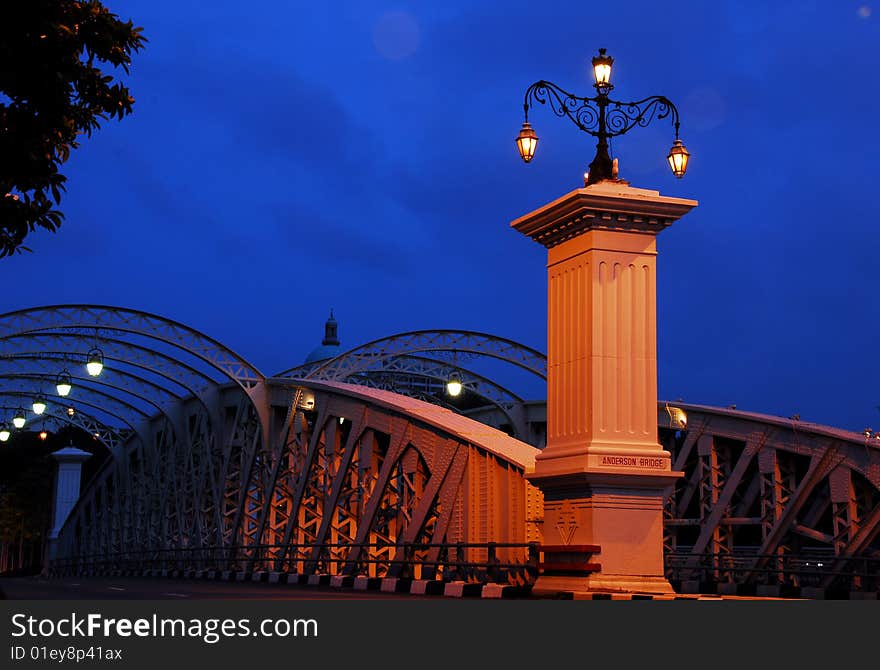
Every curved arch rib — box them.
[0,304,265,391]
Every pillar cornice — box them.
[510,180,697,248]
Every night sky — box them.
[2,1,878,433]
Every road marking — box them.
[108,586,126,591]
[161,592,190,598]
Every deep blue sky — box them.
[2,1,878,433]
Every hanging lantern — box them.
[516,122,539,163]
[86,347,104,376]
[32,394,47,415]
[56,370,73,396]
[446,371,463,397]
[12,408,26,429]
[667,138,690,178]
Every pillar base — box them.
[533,574,675,596]
[527,468,680,595]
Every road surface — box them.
[0,576,433,600]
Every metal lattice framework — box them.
[0,402,126,451]
[0,305,263,388]
[5,305,879,593]
[280,330,547,381]
[277,330,546,440]
[0,305,266,456]
[658,403,880,591]
[54,379,542,582]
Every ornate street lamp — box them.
[56,370,73,396]
[517,48,690,183]
[0,422,10,442]
[86,347,104,376]
[12,407,26,429]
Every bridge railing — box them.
[665,551,880,592]
[49,542,541,586]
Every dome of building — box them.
[304,310,342,363]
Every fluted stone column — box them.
[512,179,697,594]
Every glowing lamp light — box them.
[39,430,48,441]
[67,407,76,417]
[667,139,690,178]
[0,423,10,442]
[591,48,614,88]
[12,408,26,429]
[516,122,539,163]
[446,371,463,397]
[665,404,688,429]
[86,347,104,376]
[32,394,47,415]
[56,370,73,396]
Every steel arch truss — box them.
[279,330,548,381]
[302,355,530,438]
[0,305,267,457]
[660,403,880,592]
[278,331,546,440]
[55,381,541,583]
[0,402,126,451]
[0,305,263,389]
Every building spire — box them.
[323,309,339,346]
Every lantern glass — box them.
[12,409,26,429]
[446,371,463,397]
[666,405,688,429]
[591,48,614,87]
[33,395,47,415]
[0,423,10,441]
[516,122,538,163]
[667,139,690,178]
[86,348,104,376]
[56,370,72,397]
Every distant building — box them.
[303,310,342,364]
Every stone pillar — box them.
[511,179,697,594]
[48,446,91,554]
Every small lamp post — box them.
[517,48,691,183]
